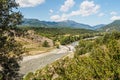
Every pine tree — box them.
[0,0,24,80]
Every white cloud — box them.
[60,0,75,12]
[50,1,100,22]
[49,9,54,13]
[50,14,68,22]
[98,13,104,17]
[16,0,45,7]
[69,1,100,17]
[110,11,117,15]
[110,16,120,21]
[50,15,60,21]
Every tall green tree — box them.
[0,0,24,80]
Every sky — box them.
[16,0,120,26]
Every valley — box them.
[16,19,120,80]
[1,0,120,79]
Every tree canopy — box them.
[0,0,24,80]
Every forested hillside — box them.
[24,32,120,80]
[98,20,120,32]
[19,27,98,47]
[19,27,96,40]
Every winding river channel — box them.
[20,41,79,75]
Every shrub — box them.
[42,40,50,47]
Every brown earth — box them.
[15,30,54,56]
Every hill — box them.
[93,24,105,30]
[21,19,93,29]
[12,28,54,56]
[98,20,120,31]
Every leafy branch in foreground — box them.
[0,0,24,80]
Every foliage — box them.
[75,40,95,55]
[23,72,35,80]
[60,36,80,45]
[24,32,120,80]
[0,0,24,80]
[42,40,50,47]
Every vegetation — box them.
[42,40,50,47]
[0,0,24,80]
[60,35,80,45]
[18,27,98,46]
[24,32,120,80]
[99,20,120,32]
[18,27,96,38]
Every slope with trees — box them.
[19,27,96,46]
[98,20,120,32]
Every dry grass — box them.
[15,37,54,56]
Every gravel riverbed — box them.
[20,42,79,75]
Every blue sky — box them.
[16,0,120,26]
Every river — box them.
[20,41,79,75]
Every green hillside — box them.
[98,20,120,32]
[19,27,96,38]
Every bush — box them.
[42,40,50,47]
[60,36,80,45]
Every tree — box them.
[0,0,24,80]
[42,40,50,47]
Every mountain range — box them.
[21,19,105,30]
[21,18,120,31]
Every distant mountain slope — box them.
[93,24,105,30]
[98,20,120,31]
[21,19,93,29]
[57,20,93,29]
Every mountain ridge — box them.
[98,20,120,31]
[21,18,105,30]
